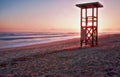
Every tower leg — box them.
[96,8,98,46]
[85,8,87,46]
[91,8,94,47]
[80,8,83,47]
[80,40,83,47]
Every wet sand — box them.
[0,34,120,77]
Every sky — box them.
[0,0,120,33]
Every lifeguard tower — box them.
[76,2,103,47]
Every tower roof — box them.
[76,2,103,9]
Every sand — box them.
[0,34,120,77]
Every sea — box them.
[0,32,79,49]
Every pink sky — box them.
[0,0,120,33]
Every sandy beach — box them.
[0,34,120,77]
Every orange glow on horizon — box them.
[0,0,120,33]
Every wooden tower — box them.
[76,2,103,47]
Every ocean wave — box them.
[0,32,79,49]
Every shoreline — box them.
[0,38,80,52]
[0,33,111,51]
[0,33,118,51]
